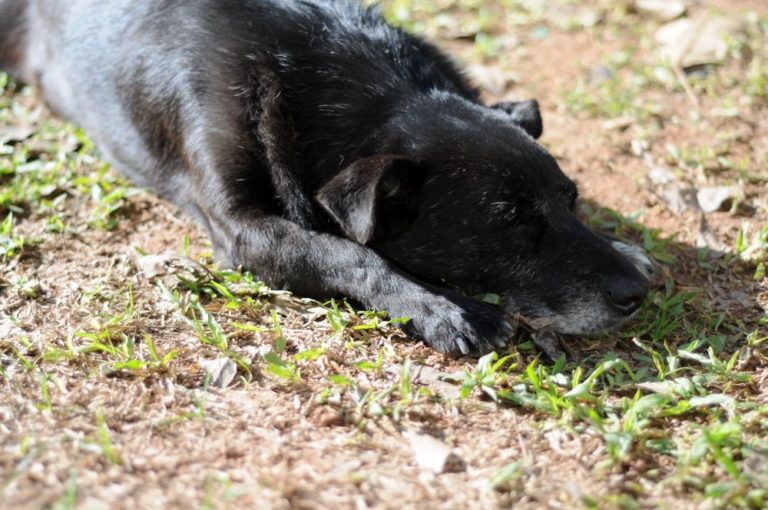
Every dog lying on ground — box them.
[0,0,657,355]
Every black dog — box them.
[0,0,656,355]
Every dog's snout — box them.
[606,278,647,315]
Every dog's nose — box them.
[606,278,646,315]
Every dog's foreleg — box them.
[207,213,513,356]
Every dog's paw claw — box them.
[492,335,508,349]
[403,295,513,357]
[454,336,471,355]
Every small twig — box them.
[671,16,707,111]
[672,63,701,110]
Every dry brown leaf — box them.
[696,185,742,213]
[634,0,686,22]
[403,429,466,474]
[199,357,238,388]
[656,15,748,68]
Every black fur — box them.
[0,0,653,355]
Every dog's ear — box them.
[316,154,400,244]
[491,99,543,139]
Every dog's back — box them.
[1,0,476,192]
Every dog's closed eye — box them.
[562,183,579,211]
[489,201,547,244]
[490,201,516,220]
[491,198,547,224]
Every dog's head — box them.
[317,91,656,335]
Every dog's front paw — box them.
[399,295,515,356]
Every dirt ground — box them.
[1,1,767,509]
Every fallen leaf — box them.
[630,139,651,157]
[0,124,35,145]
[384,363,461,399]
[531,331,564,362]
[467,65,514,96]
[637,377,696,397]
[601,115,634,131]
[657,184,698,214]
[136,253,213,288]
[634,0,686,21]
[656,15,748,68]
[200,357,238,388]
[547,4,602,30]
[414,365,462,400]
[690,394,736,415]
[695,215,728,252]
[0,316,25,341]
[696,185,741,213]
[435,14,481,40]
[590,65,615,86]
[636,381,671,394]
[404,429,465,474]
[647,166,678,185]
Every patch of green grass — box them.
[457,351,517,401]
[745,57,768,103]
[0,111,138,232]
[486,460,525,494]
[160,282,255,377]
[93,410,122,465]
[625,282,702,344]
[263,350,301,382]
[35,372,54,412]
[708,27,768,108]
[473,31,503,59]
[1,127,76,215]
[665,142,737,175]
[68,284,183,375]
[582,204,677,264]
[563,49,667,121]
[86,173,137,230]
[147,262,395,385]
[317,353,438,423]
[144,334,180,368]
[454,345,767,502]
[0,213,28,260]
[201,472,238,510]
[736,222,768,271]
[51,470,79,510]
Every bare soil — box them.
[1,1,767,509]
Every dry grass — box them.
[2,1,768,509]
